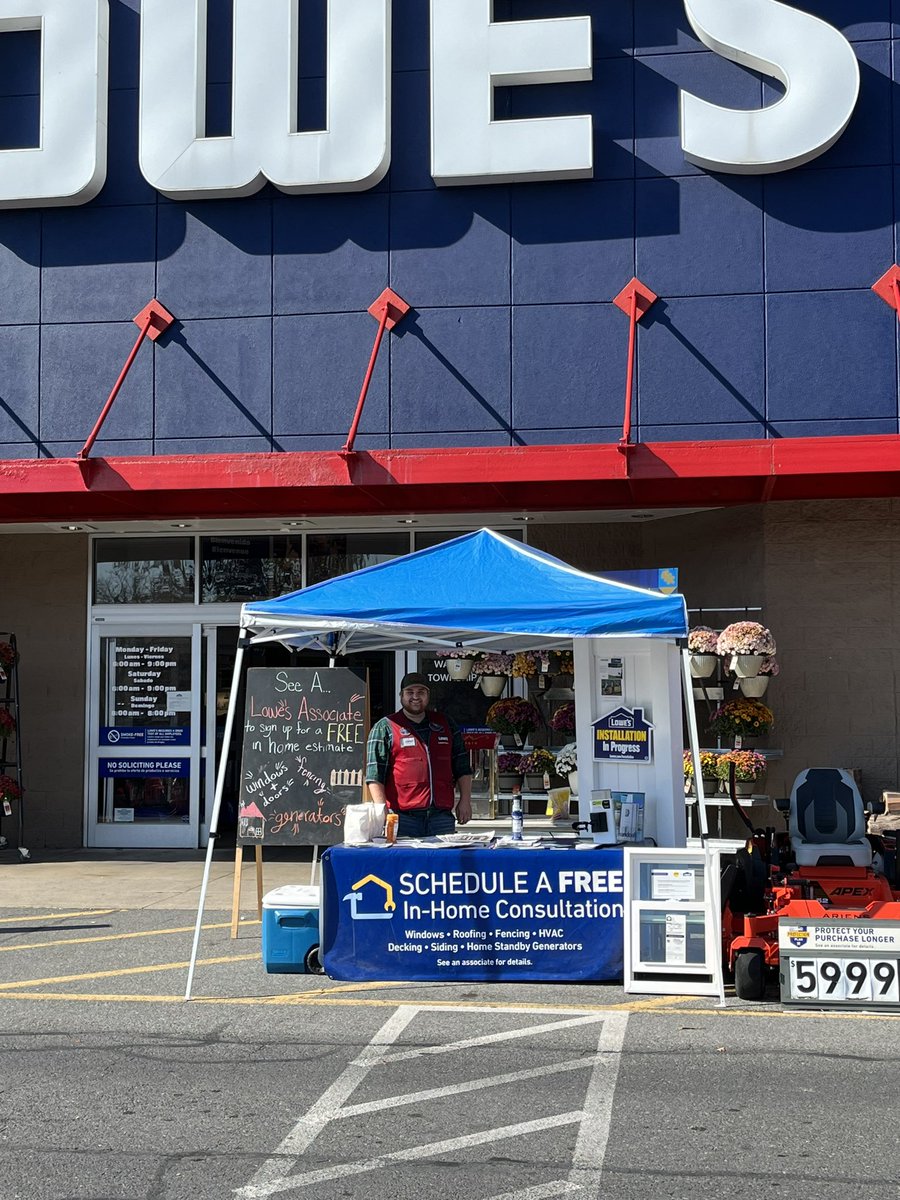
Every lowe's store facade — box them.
[1,0,899,850]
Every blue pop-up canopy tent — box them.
[240,529,688,651]
[185,529,696,999]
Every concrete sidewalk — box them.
[0,847,317,910]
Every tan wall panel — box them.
[0,534,88,850]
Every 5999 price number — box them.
[789,957,900,1004]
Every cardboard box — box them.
[881,792,900,815]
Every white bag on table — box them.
[344,801,386,844]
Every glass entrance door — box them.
[87,625,202,848]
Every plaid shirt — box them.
[366,711,472,785]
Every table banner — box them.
[321,845,625,982]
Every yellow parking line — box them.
[0,918,260,953]
[0,954,259,991]
[0,909,118,923]
[1,989,897,1018]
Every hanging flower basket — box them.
[480,674,507,697]
[690,655,718,679]
[445,654,475,681]
[716,622,775,677]
[739,675,769,697]
[0,641,16,672]
[0,708,15,739]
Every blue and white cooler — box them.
[261,884,322,974]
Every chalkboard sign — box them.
[237,667,366,846]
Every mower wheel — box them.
[734,949,766,1001]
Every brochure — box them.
[611,791,645,842]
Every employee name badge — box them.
[401,736,417,747]
[437,736,450,743]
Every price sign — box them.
[788,957,900,1005]
[779,917,900,1009]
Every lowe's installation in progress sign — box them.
[321,845,625,982]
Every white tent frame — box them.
[184,618,708,1002]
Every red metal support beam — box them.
[7,435,900,525]
[613,277,658,453]
[342,288,410,454]
[78,300,175,460]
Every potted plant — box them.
[549,701,575,738]
[740,655,779,698]
[0,708,15,740]
[0,641,16,673]
[551,648,574,687]
[682,749,720,796]
[497,752,524,792]
[0,774,20,805]
[708,698,774,743]
[486,697,542,747]
[520,748,556,792]
[715,749,767,797]
[511,650,542,679]
[472,651,514,696]
[716,621,776,678]
[687,626,720,678]
[555,742,578,795]
[445,649,478,681]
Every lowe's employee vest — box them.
[384,710,455,812]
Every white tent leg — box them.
[680,649,709,841]
[681,648,726,1006]
[184,636,247,1002]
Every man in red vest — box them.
[366,672,473,838]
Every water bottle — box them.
[511,793,524,841]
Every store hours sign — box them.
[0,0,861,208]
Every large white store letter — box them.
[139,0,390,198]
[0,0,108,208]
[681,0,859,173]
[430,0,593,186]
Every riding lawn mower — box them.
[720,767,900,1001]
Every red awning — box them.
[2,435,900,524]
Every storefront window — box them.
[306,532,408,586]
[93,538,195,604]
[199,536,302,602]
[414,528,523,550]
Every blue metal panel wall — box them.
[0,0,897,459]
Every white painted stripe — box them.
[237,1111,585,1198]
[376,1012,607,1064]
[568,1011,629,1187]
[337,1053,605,1118]
[237,1005,417,1198]
[481,1183,582,1200]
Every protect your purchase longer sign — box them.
[321,845,625,982]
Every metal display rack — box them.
[0,633,29,861]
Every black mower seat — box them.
[789,768,872,868]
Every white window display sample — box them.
[624,847,724,998]
[573,637,685,847]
